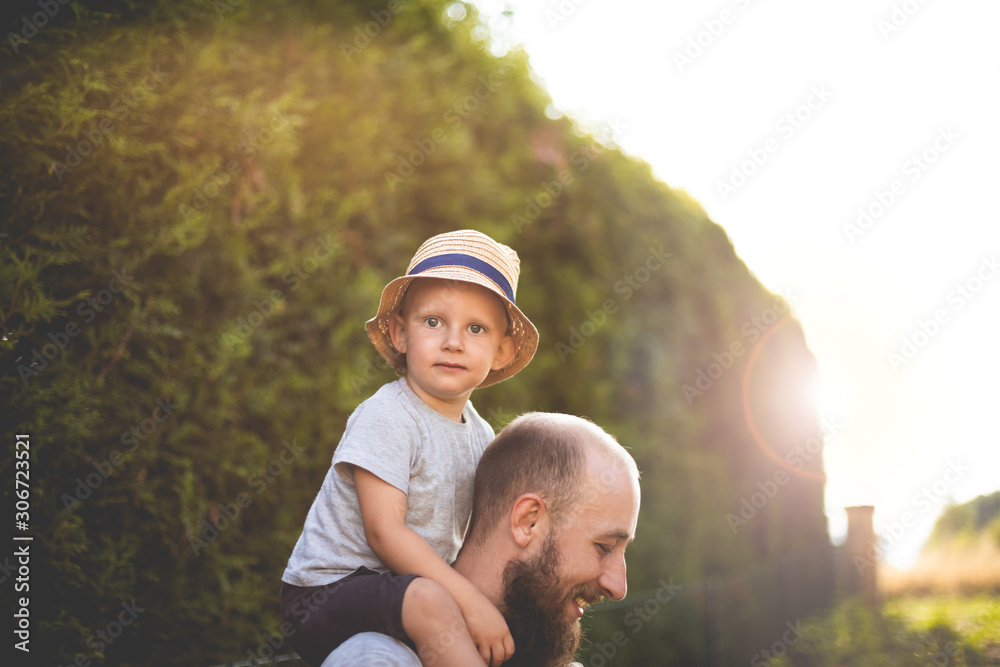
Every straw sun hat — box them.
[366,230,539,388]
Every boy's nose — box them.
[442,326,464,350]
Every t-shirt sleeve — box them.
[332,394,418,495]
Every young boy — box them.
[281,230,538,667]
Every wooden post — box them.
[844,505,878,606]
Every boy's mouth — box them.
[435,362,465,370]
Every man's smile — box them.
[569,589,603,618]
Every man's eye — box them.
[597,543,612,555]
[468,324,484,334]
[425,317,440,327]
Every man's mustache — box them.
[568,584,604,609]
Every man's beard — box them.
[499,534,597,667]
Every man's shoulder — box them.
[321,632,420,667]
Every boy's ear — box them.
[388,312,407,353]
[509,493,548,548]
[490,335,516,371]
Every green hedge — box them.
[2,1,832,664]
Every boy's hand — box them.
[354,467,513,664]
[462,591,514,667]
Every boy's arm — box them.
[353,466,514,666]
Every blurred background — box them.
[1,0,997,665]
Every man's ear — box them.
[490,334,516,371]
[509,493,548,548]
[388,312,407,354]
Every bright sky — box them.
[468,0,1000,567]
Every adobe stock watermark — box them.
[178,112,291,221]
[554,244,673,363]
[671,0,754,73]
[726,415,842,534]
[511,117,628,234]
[411,616,468,666]
[188,439,307,555]
[877,0,932,40]
[480,406,515,431]
[239,623,296,666]
[222,234,336,345]
[15,267,136,384]
[887,254,997,371]
[61,397,179,513]
[843,126,959,244]
[211,0,246,19]
[913,638,963,667]
[853,459,970,575]
[56,599,145,667]
[49,65,170,182]
[349,351,397,395]
[7,0,72,55]
[238,584,349,664]
[975,589,1000,627]
[586,578,683,667]
[714,84,833,202]
[339,0,407,61]
[384,67,511,192]
[681,292,797,403]
[750,618,805,667]
[545,0,593,30]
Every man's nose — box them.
[598,553,628,601]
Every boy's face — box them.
[389,278,515,418]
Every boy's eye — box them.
[468,324,484,334]
[425,317,440,327]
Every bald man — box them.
[317,412,641,667]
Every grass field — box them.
[878,540,1000,663]
[887,593,1000,659]
[765,538,1000,667]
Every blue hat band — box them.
[408,253,515,304]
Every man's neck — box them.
[453,541,505,605]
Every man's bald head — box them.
[465,412,639,547]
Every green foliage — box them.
[886,594,1000,656]
[926,492,1000,551]
[1,0,832,664]
[771,597,995,667]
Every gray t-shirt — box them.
[321,633,587,667]
[283,378,494,586]
[321,633,421,667]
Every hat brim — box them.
[365,272,538,388]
